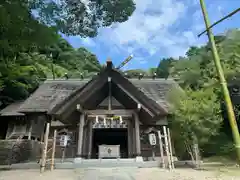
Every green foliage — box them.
[170,88,222,142]
[0,0,58,57]
[0,0,135,107]
[29,0,136,37]
[156,58,175,79]
[168,87,223,159]
[157,29,240,160]
[0,37,101,105]
[124,69,147,78]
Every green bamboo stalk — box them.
[199,0,240,162]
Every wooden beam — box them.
[115,83,155,117]
[54,72,108,117]
[85,109,134,116]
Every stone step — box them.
[75,167,138,179]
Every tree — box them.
[0,0,59,58]
[29,0,136,37]
[163,29,240,160]
[0,35,101,106]
[168,88,223,160]
[124,69,147,78]
[156,58,175,79]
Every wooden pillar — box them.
[127,119,132,158]
[157,130,165,168]
[28,120,33,140]
[77,114,85,157]
[133,112,141,156]
[132,126,136,157]
[82,125,88,158]
[88,120,93,159]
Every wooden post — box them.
[77,114,85,157]
[152,147,155,161]
[133,112,141,156]
[61,148,66,163]
[127,120,132,157]
[88,120,93,159]
[51,130,57,171]
[157,130,165,168]
[163,126,172,170]
[28,121,32,140]
[167,128,174,169]
[40,123,50,173]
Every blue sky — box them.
[63,0,240,70]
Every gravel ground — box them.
[0,168,240,180]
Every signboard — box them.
[148,133,157,146]
[98,145,120,158]
[59,135,70,147]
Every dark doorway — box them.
[92,128,128,158]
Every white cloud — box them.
[70,0,224,64]
[94,0,204,58]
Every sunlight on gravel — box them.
[0,168,240,180]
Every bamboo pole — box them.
[163,126,172,170]
[40,123,50,173]
[199,0,240,162]
[51,130,57,171]
[167,128,175,169]
[198,8,240,37]
[157,130,165,168]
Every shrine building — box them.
[0,60,181,162]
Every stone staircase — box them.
[7,158,162,169]
[75,167,138,180]
[74,158,144,168]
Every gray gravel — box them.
[0,168,239,180]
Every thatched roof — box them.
[129,79,177,112]
[0,101,25,116]
[18,80,89,113]
[14,78,177,113]
[0,63,180,118]
[0,78,178,116]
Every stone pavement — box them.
[1,168,240,180]
[76,168,136,180]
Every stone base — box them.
[135,156,143,162]
[74,157,82,163]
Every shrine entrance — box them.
[92,128,128,159]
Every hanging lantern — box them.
[96,116,99,123]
